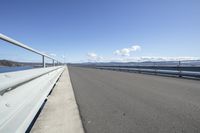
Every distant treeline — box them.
[0,60,40,67]
[0,60,22,67]
[0,60,60,67]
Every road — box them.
[68,66,200,133]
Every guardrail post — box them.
[154,62,157,75]
[53,60,55,66]
[42,55,45,68]
[178,61,182,77]
[138,62,141,73]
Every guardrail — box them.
[0,66,62,95]
[0,33,62,67]
[0,66,65,133]
[0,34,65,132]
[95,65,200,79]
[72,62,200,79]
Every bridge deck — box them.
[68,66,200,133]
[31,67,84,133]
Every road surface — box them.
[68,66,200,133]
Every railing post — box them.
[53,60,55,66]
[178,61,182,77]
[42,55,45,68]
[138,62,141,73]
[154,62,157,75]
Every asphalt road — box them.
[68,66,200,133]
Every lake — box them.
[0,66,34,73]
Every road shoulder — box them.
[31,66,84,133]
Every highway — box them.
[68,66,200,133]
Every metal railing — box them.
[0,66,62,95]
[96,66,200,78]
[0,33,62,67]
[74,61,200,79]
[0,33,65,132]
[98,66,200,79]
[0,67,65,133]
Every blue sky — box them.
[0,0,200,62]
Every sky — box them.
[0,0,200,63]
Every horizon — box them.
[1,58,200,64]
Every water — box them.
[0,66,33,73]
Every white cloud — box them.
[85,46,199,63]
[109,56,200,62]
[87,53,103,62]
[114,45,141,56]
[85,55,200,63]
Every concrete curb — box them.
[31,66,84,133]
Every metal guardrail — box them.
[95,66,200,79]
[0,66,62,95]
[0,66,65,133]
[0,33,62,67]
[0,33,65,132]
